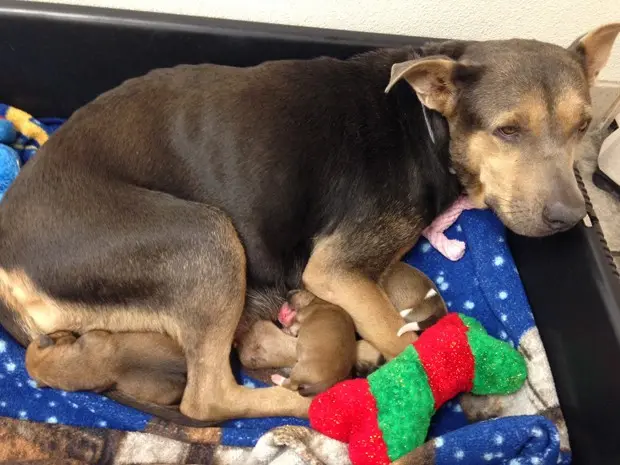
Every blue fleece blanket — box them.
[0,110,571,464]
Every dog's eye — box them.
[578,120,590,134]
[494,126,519,139]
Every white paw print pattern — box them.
[436,275,450,291]
[0,339,6,353]
[454,449,465,460]
[463,301,475,310]
[494,256,505,266]
[531,427,543,438]
[434,437,445,448]
[498,291,508,300]
[421,242,432,253]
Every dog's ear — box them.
[385,56,480,115]
[569,23,620,84]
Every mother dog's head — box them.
[387,24,620,237]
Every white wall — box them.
[31,0,620,81]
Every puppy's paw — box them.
[271,374,287,386]
[444,239,466,261]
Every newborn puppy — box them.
[380,262,448,336]
[272,290,357,396]
[26,330,186,405]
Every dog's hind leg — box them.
[0,186,309,422]
[118,198,310,421]
[173,224,310,420]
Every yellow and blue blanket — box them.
[0,106,571,465]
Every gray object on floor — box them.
[594,116,620,201]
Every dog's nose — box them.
[543,201,585,231]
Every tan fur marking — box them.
[0,268,66,338]
[466,131,525,220]
[0,267,172,340]
[489,93,546,137]
[555,89,590,136]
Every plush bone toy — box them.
[308,313,527,465]
[422,195,476,261]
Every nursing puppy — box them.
[272,290,357,396]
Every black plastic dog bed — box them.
[0,2,619,464]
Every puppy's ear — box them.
[569,23,620,84]
[385,56,480,116]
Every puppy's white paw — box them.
[271,374,287,386]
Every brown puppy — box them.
[0,25,617,423]
[26,330,186,405]
[272,290,356,396]
[381,262,447,332]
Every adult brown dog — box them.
[0,24,618,423]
